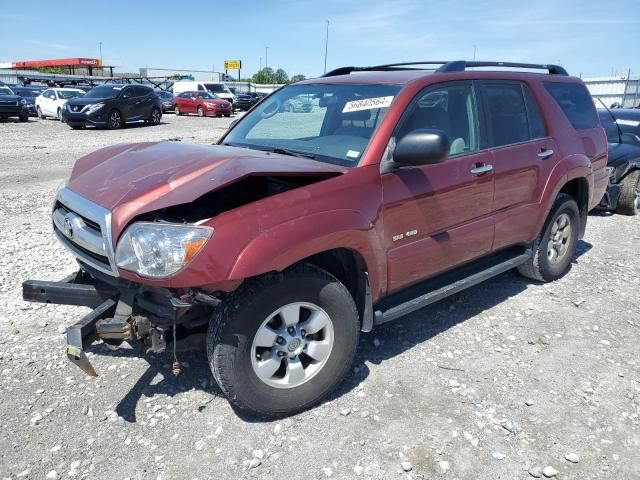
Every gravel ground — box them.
[0,114,639,480]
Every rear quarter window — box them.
[544,82,598,130]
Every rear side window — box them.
[479,82,530,147]
[523,85,547,139]
[544,82,598,130]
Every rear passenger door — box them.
[476,81,557,251]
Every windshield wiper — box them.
[266,147,316,159]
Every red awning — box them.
[13,58,101,68]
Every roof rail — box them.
[322,60,568,77]
[436,61,568,75]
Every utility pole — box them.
[473,44,476,61]
[99,41,103,64]
[324,20,330,73]
[260,57,262,71]
[265,47,269,71]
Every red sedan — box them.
[173,91,232,117]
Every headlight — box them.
[20,98,26,105]
[115,223,213,279]
[86,103,104,113]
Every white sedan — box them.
[36,88,85,120]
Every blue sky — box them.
[1,0,638,79]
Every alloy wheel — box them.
[547,213,572,264]
[151,108,161,124]
[109,111,121,129]
[250,302,334,389]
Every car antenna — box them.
[597,97,623,144]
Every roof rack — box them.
[322,60,568,77]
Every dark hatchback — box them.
[11,86,44,116]
[597,108,640,215]
[0,86,30,121]
[64,84,163,130]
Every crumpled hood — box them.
[67,141,346,234]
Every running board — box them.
[374,249,532,325]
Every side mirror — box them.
[393,129,450,167]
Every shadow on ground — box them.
[99,240,592,423]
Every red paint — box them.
[172,91,232,116]
[13,57,100,68]
[66,69,608,301]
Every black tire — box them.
[57,108,63,121]
[148,107,161,126]
[197,106,204,117]
[107,109,122,129]
[615,170,640,216]
[70,125,83,130]
[174,105,181,116]
[19,112,28,122]
[207,264,360,417]
[37,106,44,119]
[518,193,580,282]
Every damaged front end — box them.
[23,266,219,376]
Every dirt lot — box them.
[0,114,638,480]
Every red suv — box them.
[173,90,232,117]
[24,61,608,417]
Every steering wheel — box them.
[260,100,281,119]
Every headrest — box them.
[342,109,372,122]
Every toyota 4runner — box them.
[23,61,608,417]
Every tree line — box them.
[246,68,306,84]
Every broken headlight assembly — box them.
[115,222,213,279]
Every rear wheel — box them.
[37,106,44,119]
[517,193,580,282]
[197,106,204,117]
[615,170,640,216]
[57,108,63,121]
[207,264,359,417]
[148,107,161,126]
[107,109,122,129]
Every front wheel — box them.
[19,111,28,122]
[615,170,640,216]
[197,106,204,117]
[174,105,181,116]
[518,193,580,282]
[57,108,63,121]
[37,106,44,119]
[207,264,359,417]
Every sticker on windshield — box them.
[616,119,640,127]
[342,96,394,113]
[346,150,361,159]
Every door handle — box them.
[537,149,554,159]
[470,164,493,175]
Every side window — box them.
[197,85,205,91]
[121,87,133,98]
[480,82,530,147]
[544,82,598,130]
[398,84,479,156]
[523,85,547,139]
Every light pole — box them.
[323,20,330,74]
[473,44,476,61]
[265,47,269,71]
[99,41,103,64]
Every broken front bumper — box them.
[23,272,119,376]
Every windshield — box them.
[223,83,401,166]
[195,92,218,99]
[204,83,230,94]
[58,90,83,100]
[83,85,122,99]
[0,87,14,95]
[156,91,172,99]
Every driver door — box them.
[381,82,495,293]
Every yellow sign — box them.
[224,60,242,70]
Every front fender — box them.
[228,209,386,298]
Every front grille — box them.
[53,188,118,277]
[0,100,17,106]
